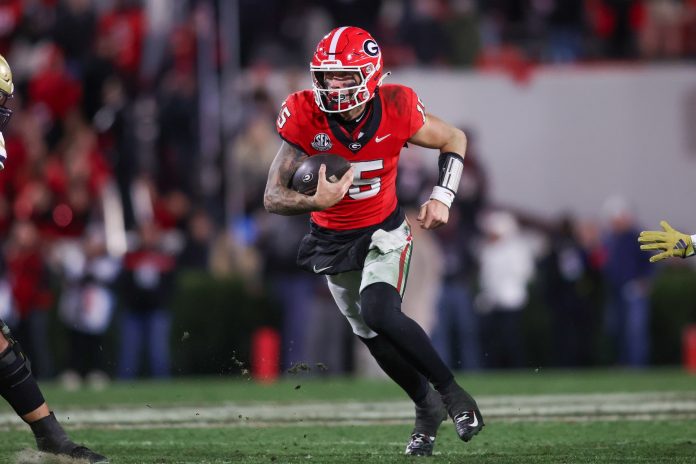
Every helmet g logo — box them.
[363,39,379,57]
[302,173,314,183]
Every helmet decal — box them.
[363,40,379,57]
[328,26,349,55]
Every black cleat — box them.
[30,412,109,463]
[453,409,484,442]
[63,445,110,463]
[405,387,447,456]
[440,383,485,442]
[405,433,435,456]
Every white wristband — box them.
[429,185,454,208]
[690,234,696,257]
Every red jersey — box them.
[277,84,426,231]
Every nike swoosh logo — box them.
[375,134,391,143]
[313,265,332,273]
[458,413,479,428]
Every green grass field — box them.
[1,369,695,463]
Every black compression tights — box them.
[0,344,45,416]
[358,335,428,403]
[360,282,454,389]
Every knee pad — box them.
[360,282,402,332]
[0,341,44,416]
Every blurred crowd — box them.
[243,0,696,68]
[0,0,690,388]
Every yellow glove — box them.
[638,221,695,262]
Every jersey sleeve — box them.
[406,88,427,139]
[275,93,306,152]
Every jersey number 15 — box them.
[349,160,383,200]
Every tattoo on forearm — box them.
[264,142,316,215]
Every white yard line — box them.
[1,391,695,430]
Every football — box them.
[290,153,351,195]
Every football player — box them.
[638,221,695,262]
[264,27,483,456]
[0,55,108,463]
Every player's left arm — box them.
[408,113,467,230]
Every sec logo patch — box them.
[311,133,332,151]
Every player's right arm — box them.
[263,141,353,215]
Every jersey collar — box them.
[326,88,383,153]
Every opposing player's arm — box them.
[0,132,7,170]
[408,113,467,230]
[638,221,695,262]
[264,141,353,215]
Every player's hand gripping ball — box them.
[290,153,351,195]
